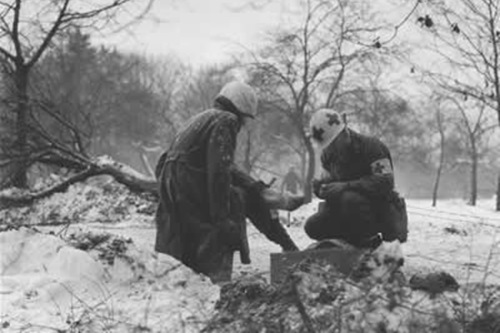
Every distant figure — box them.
[281,166,302,195]
[154,81,304,283]
[305,108,408,249]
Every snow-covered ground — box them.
[235,197,500,286]
[0,226,219,333]
[1,181,500,332]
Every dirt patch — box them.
[67,231,134,266]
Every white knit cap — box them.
[309,108,346,150]
[218,81,258,118]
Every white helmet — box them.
[309,108,346,150]
[218,81,258,118]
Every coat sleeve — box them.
[206,118,238,225]
[346,137,394,198]
[229,167,298,251]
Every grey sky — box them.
[100,1,430,67]
[96,0,446,101]
[101,0,289,65]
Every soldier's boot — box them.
[262,189,305,211]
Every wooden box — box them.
[270,247,365,284]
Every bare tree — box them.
[428,95,458,207]
[448,98,497,205]
[250,0,401,200]
[418,0,500,209]
[432,104,446,207]
[0,0,153,188]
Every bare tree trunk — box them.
[496,174,500,211]
[432,109,445,207]
[304,139,315,203]
[432,165,443,207]
[300,149,307,190]
[11,66,29,188]
[469,147,478,206]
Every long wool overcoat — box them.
[154,108,241,273]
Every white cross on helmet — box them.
[309,108,346,150]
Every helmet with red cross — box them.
[309,108,346,150]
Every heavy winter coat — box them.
[154,107,242,273]
[154,103,298,279]
[320,128,394,199]
[305,128,401,245]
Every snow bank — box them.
[0,181,155,227]
[0,228,219,333]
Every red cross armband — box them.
[370,158,393,175]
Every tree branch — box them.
[27,0,70,68]
[0,156,158,208]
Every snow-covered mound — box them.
[0,180,156,228]
[0,228,219,333]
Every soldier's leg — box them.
[194,240,234,283]
[190,221,234,283]
[193,187,250,283]
[229,187,251,264]
[304,201,343,240]
[337,190,380,246]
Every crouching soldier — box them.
[154,81,304,283]
[305,108,408,249]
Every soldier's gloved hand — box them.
[219,219,241,251]
[318,182,347,200]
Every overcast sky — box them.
[99,0,291,66]
[98,0,428,66]
[94,0,442,100]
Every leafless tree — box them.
[428,95,454,207]
[432,103,446,207]
[0,0,154,188]
[250,0,401,200]
[418,0,500,209]
[447,98,497,205]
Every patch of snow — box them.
[0,228,219,333]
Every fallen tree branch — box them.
[0,167,98,206]
[96,159,157,194]
[0,156,158,208]
[292,279,316,333]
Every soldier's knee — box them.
[304,213,326,240]
[304,219,317,239]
